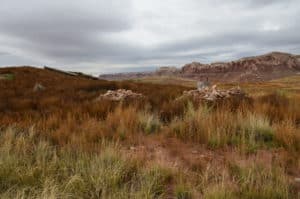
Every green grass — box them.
[139,111,161,135]
[0,73,14,80]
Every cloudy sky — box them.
[0,0,300,74]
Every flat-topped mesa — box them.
[181,52,300,74]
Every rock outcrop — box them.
[96,89,144,101]
[98,52,300,82]
[181,52,300,82]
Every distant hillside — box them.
[99,66,180,80]
[99,52,300,82]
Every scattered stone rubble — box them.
[178,85,246,102]
[96,89,144,101]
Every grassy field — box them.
[0,67,299,198]
[136,74,300,96]
[134,76,197,88]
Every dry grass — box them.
[0,67,299,198]
[0,127,174,199]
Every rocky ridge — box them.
[99,52,300,82]
[181,52,300,82]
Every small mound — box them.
[96,89,145,101]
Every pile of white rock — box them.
[96,89,144,101]
[178,85,246,102]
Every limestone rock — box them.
[177,85,246,102]
[96,89,144,101]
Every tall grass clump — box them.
[134,166,172,198]
[236,113,275,153]
[168,103,212,144]
[174,184,192,199]
[167,102,278,151]
[229,164,291,199]
[104,106,162,139]
[138,111,161,135]
[275,121,300,153]
[41,105,162,146]
[203,184,236,199]
[197,162,291,199]
[256,91,300,124]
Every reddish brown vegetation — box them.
[1,66,300,198]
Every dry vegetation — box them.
[0,66,299,198]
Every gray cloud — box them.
[244,0,295,7]
[0,0,299,73]
[214,0,297,8]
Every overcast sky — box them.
[0,0,300,74]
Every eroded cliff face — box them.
[98,52,300,82]
[181,52,300,82]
